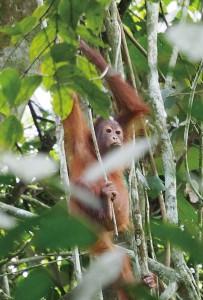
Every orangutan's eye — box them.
[116,130,121,135]
[106,128,112,133]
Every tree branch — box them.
[0,202,35,219]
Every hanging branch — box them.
[87,107,118,236]
[117,11,136,88]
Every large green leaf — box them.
[77,25,107,47]
[1,16,37,45]
[55,65,110,117]
[50,42,76,63]
[0,202,97,258]
[177,189,198,232]
[191,98,203,121]
[86,1,106,34]
[0,22,21,35]
[0,90,10,116]
[77,55,102,88]
[32,203,97,250]
[147,175,165,199]
[30,26,56,60]
[127,285,158,300]
[0,69,21,107]
[152,221,203,263]
[74,75,110,117]
[15,75,42,106]
[41,53,55,90]
[177,146,200,178]
[32,4,48,20]
[51,85,74,119]
[0,116,23,148]
[20,16,37,35]
[13,269,54,300]
[58,0,88,29]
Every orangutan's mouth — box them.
[110,143,122,148]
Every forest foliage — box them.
[0,0,203,299]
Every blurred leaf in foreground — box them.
[72,249,125,300]
[13,268,54,300]
[152,221,203,263]
[0,202,97,258]
[1,153,57,182]
[166,24,203,62]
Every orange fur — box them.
[63,42,150,299]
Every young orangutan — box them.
[63,40,156,299]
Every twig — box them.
[0,257,68,278]
[184,60,203,202]
[28,100,43,141]
[117,11,136,89]
[36,116,55,124]
[87,107,118,237]
[123,26,165,82]
[21,195,50,209]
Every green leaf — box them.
[20,16,37,35]
[177,146,199,178]
[0,23,21,35]
[59,0,88,29]
[32,203,97,250]
[127,285,158,300]
[13,269,54,300]
[33,4,48,20]
[58,23,78,44]
[8,16,36,45]
[129,38,149,74]
[77,25,106,47]
[74,75,110,117]
[41,53,55,76]
[50,42,76,63]
[0,202,97,258]
[86,1,106,34]
[55,65,110,117]
[51,86,74,119]
[0,116,23,149]
[0,69,21,107]
[147,175,165,199]
[0,90,10,116]
[177,190,198,232]
[152,221,203,263]
[15,75,42,106]
[191,98,203,121]
[41,53,55,89]
[77,55,102,88]
[30,26,56,60]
